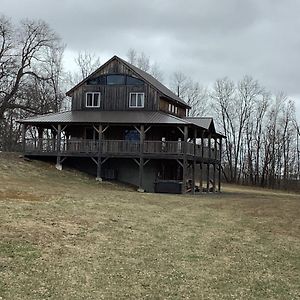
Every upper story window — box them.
[87,75,106,85]
[107,75,125,85]
[87,74,144,86]
[167,102,179,115]
[126,76,144,85]
[86,92,100,108]
[129,92,144,108]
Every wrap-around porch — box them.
[21,122,223,194]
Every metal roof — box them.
[66,55,190,108]
[117,57,190,108]
[19,110,191,125]
[185,117,226,138]
[19,111,225,138]
[184,117,213,130]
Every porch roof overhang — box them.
[17,110,225,138]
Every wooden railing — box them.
[24,138,219,160]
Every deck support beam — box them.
[206,134,211,193]
[138,124,145,192]
[181,125,188,194]
[22,124,27,153]
[56,124,62,170]
[192,128,197,195]
[199,162,203,192]
[218,138,222,192]
[96,124,103,181]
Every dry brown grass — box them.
[0,153,299,299]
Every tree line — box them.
[0,15,299,190]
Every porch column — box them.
[192,127,197,195]
[56,124,62,170]
[199,131,204,192]
[213,137,217,192]
[96,124,103,181]
[199,162,203,192]
[38,127,43,151]
[22,124,27,153]
[138,124,145,192]
[218,138,222,192]
[207,134,211,193]
[182,125,188,194]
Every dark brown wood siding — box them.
[159,98,186,118]
[70,59,160,111]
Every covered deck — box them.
[18,110,224,194]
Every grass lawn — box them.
[0,153,299,299]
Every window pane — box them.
[130,94,136,106]
[126,76,144,85]
[107,75,125,85]
[93,93,99,106]
[137,94,143,107]
[87,93,93,106]
[87,75,106,85]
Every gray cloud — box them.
[1,0,300,117]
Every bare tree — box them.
[170,71,189,98]
[126,48,137,65]
[0,15,64,151]
[136,52,150,72]
[186,81,208,117]
[0,17,61,120]
[150,62,164,82]
[74,51,101,80]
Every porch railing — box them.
[24,138,220,160]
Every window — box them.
[175,106,178,114]
[107,75,125,85]
[129,92,145,108]
[86,92,100,107]
[126,76,144,85]
[86,74,144,86]
[87,75,106,85]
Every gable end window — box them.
[129,92,145,108]
[86,92,100,108]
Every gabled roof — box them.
[184,117,226,138]
[66,55,190,108]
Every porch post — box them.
[199,162,203,192]
[38,127,43,151]
[138,124,145,192]
[56,124,62,170]
[96,123,103,181]
[207,134,211,193]
[192,127,197,195]
[182,125,188,194]
[199,131,204,192]
[213,137,217,192]
[218,137,222,192]
[22,124,27,153]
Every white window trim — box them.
[129,92,145,108]
[86,92,101,108]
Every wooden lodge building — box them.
[18,55,224,194]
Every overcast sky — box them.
[1,0,300,118]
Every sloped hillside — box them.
[0,153,299,300]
